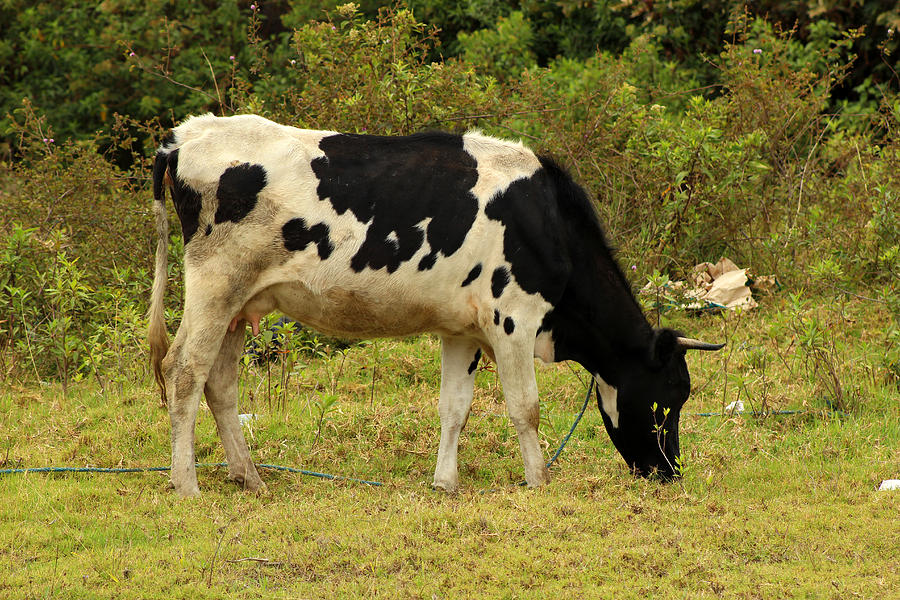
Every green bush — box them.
[0,0,257,156]
[269,6,507,135]
[457,11,536,82]
[1,101,151,278]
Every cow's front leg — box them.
[432,336,481,492]
[494,337,549,488]
[205,326,264,492]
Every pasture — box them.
[3,296,898,599]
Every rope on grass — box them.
[546,379,593,469]
[0,462,382,486]
[255,463,382,486]
[0,466,171,474]
[5,382,830,486]
[689,409,804,417]
[0,386,596,487]
[688,409,847,417]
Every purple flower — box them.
[250,4,256,10]
[753,48,762,55]
[230,55,235,61]
[129,51,135,57]
[290,59,296,65]
[631,265,637,271]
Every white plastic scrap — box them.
[725,400,745,414]
[238,413,261,425]
[878,479,900,491]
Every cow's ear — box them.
[648,328,680,368]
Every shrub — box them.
[267,5,510,135]
[457,11,536,82]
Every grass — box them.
[1,293,899,598]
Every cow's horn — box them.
[676,337,725,351]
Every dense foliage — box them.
[1,2,898,395]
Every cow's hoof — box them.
[524,466,551,488]
[432,479,459,493]
[239,478,266,494]
[229,473,265,492]
[170,481,201,497]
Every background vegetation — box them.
[1,2,898,597]
[1,0,899,385]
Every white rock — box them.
[878,479,900,491]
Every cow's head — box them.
[596,329,723,480]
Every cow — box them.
[148,113,722,497]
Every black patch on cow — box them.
[152,151,168,201]
[491,267,510,298]
[467,349,482,375]
[520,158,656,378]
[483,157,581,303]
[349,226,424,273]
[461,264,482,287]
[283,218,334,259]
[166,149,203,244]
[504,316,516,335]
[311,132,478,273]
[418,252,437,271]
[493,309,500,326]
[160,129,176,149]
[205,224,212,236]
[214,163,267,224]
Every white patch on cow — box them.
[385,230,399,248]
[533,330,554,364]
[462,131,541,206]
[594,374,619,428]
[171,114,335,197]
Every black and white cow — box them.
[149,114,722,496]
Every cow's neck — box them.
[548,245,653,387]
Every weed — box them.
[651,401,688,486]
[311,394,339,449]
[785,292,856,413]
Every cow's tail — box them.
[149,150,170,406]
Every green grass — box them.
[2,294,899,598]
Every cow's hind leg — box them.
[433,336,481,492]
[162,305,233,496]
[494,337,550,488]
[204,327,264,492]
